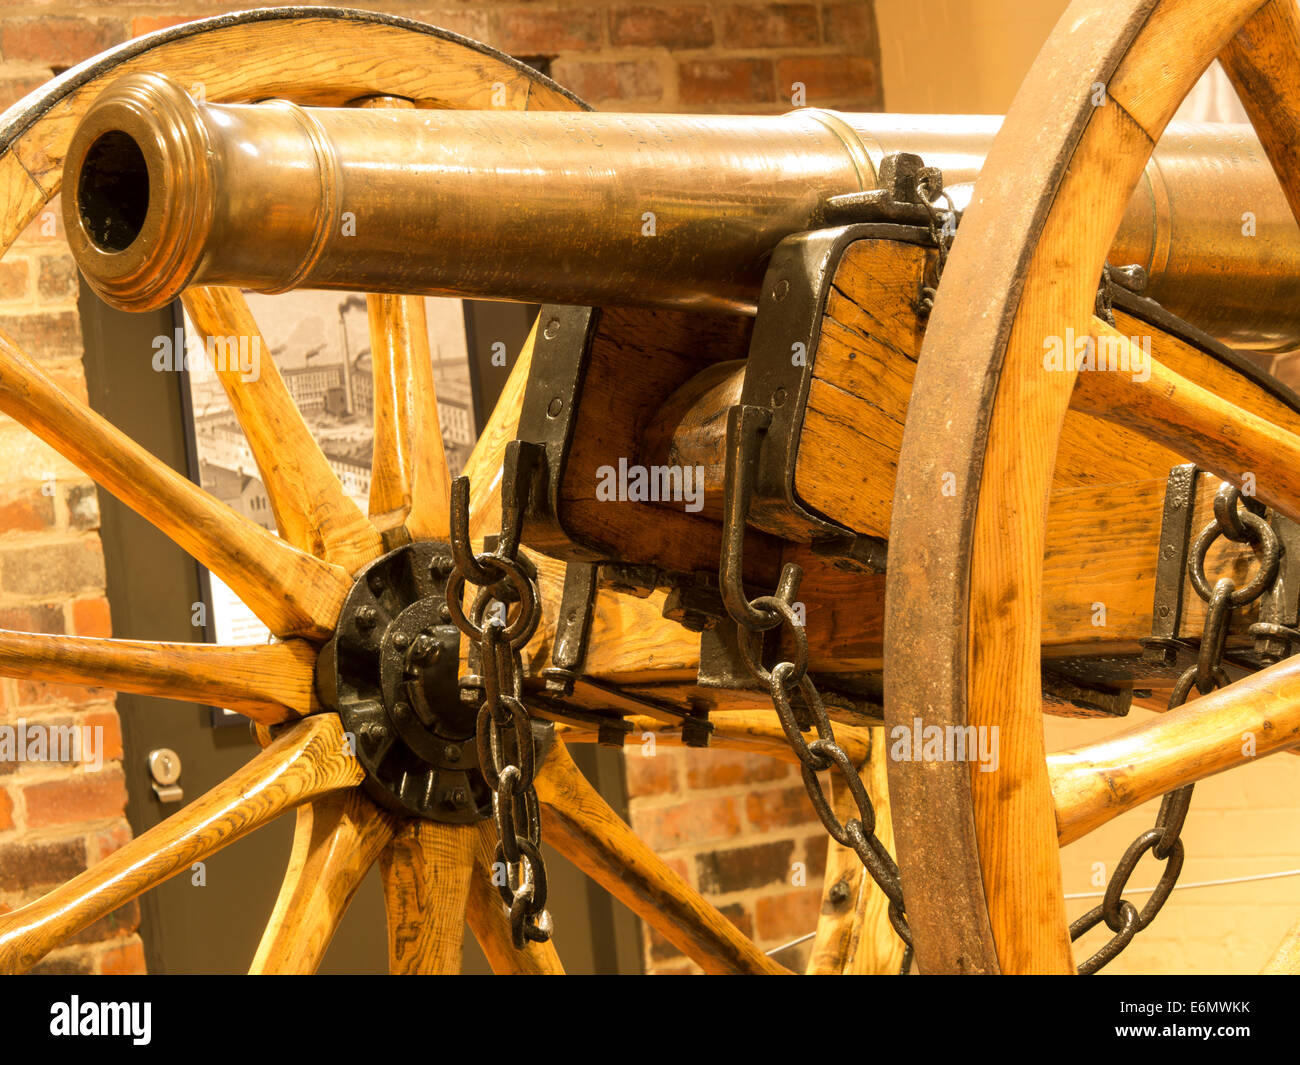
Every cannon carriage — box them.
[2,1,1300,974]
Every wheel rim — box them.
[886,0,1300,974]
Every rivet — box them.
[543,318,560,340]
[772,279,789,302]
[547,396,563,418]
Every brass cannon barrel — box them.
[65,72,1300,351]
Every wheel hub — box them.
[316,541,492,822]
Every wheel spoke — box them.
[0,715,362,973]
[368,292,451,541]
[534,738,789,975]
[1263,916,1300,974]
[1221,1,1300,230]
[466,820,565,974]
[0,630,317,724]
[0,328,349,639]
[1051,654,1300,845]
[461,320,538,538]
[806,727,905,975]
[250,790,400,974]
[378,818,477,974]
[181,286,384,573]
[359,95,453,544]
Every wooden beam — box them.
[0,631,318,723]
[250,789,398,974]
[1050,654,1300,845]
[0,715,362,973]
[465,820,565,975]
[1073,321,1300,528]
[379,819,478,974]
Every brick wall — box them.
[0,0,883,975]
[0,202,143,975]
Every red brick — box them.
[0,260,29,301]
[721,4,819,48]
[415,10,493,43]
[801,833,828,879]
[623,744,678,793]
[88,818,133,863]
[44,363,91,403]
[696,838,794,892]
[22,769,127,828]
[755,887,821,940]
[685,748,790,789]
[131,16,201,39]
[776,54,879,104]
[1,18,128,67]
[550,58,664,103]
[98,937,146,975]
[13,680,104,710]
[0,835,87,891]
[82,710,123,764]
[0,484,56,534]
[745,785,817,831]
[0,604,65,635]
[678,58,775,104]
[0,310,83,361]
[634,795,741,850]
[72,597,113,638]
[65,483,101,532]
[664,854,691,882]
[37,254,77,303]
[492,10,603,55]
[16,208,65,246]
[0,787,12,831]
[610,6,714,50]
[0,73,46,112]
[0,537,105,598]
[822,2,880,50]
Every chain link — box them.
[1071,483,1280,973]
[446,464,552,949]
[916,169,957,317]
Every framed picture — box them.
[177,290,478,724]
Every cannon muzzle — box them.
[64,72,1300,352]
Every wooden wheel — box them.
[887,0,1300,974]
[0,9,855,976]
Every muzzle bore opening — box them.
[76,129,150,253]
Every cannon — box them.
[3,3,1300,977]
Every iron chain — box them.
[1071,483,1281,973]
[446,454,552,949]
[728,570,913,974]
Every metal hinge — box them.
[1142,464,1300,671]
